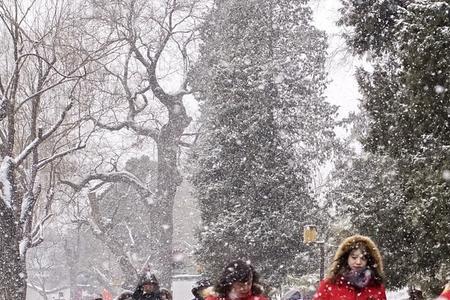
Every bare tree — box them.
[27,229,70,300]
[59,154,155,290]
[0,0,114,298]
[85,0,205,287]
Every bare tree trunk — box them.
[85,0,198,288]
[152,97,191,287]
[99,235,138,289]
[0,211,27,300]
[0,1,105,298]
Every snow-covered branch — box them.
[4,53,83,110]
[37,143,87,169]
[0,156,15,209]
[14,99,74,167]
[61,171,153,198]
[29,213,53,245]
[90,115,160,141]
[19,213,54,257]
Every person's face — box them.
[230,277,252,298]
[161,292,169,300]
[199,288,209,299]
[143,283,157,293]
[347,248,368,272]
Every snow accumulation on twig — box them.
[0,156,14,209]
[19,237,29,258]
[20,192,33,222]
[88,218,103,235]
[14,137,39,166]
[30,214,53,245]
[14,100,74,167]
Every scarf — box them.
[342,268,373,289]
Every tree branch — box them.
[60,171,153,198]
[37,143,87,169]
[14,98,74,167]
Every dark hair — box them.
[408,286,424,300]
[214,259,263,297]
[160,288,172,300]
[117,291,133,300]
[332,241,383,285]
[192,278,212,298]
[139,273,159,287]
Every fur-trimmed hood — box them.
[327,234,384,279]
[200,286,217,299]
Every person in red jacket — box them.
[205,259,268,300]
[313,234,387,300]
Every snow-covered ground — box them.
[387,288,409,300]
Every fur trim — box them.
[327,234,384,279]
[201,286,217,298]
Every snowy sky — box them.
[311,0,360,118]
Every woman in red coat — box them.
[205,259,268,300]
[313,234,387,300]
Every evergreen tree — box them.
[339,0,450,293]
[190,0,336,285]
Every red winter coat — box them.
[439,290,450,300]
[313,277,387,300]
[205,293,268,300]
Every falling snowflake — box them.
[443,170,450,181]
[173,253,184,262]
[434,85,445,94]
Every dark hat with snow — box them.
[140,273,159,285]
[192,278,212,297]
[117,291,133,300]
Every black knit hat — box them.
[214,260,262,297]
[221,260,253,284]
[192,278,212,297]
